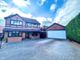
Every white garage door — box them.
[47,30,66,39]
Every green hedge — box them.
[66,13,80,42]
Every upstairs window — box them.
[26,23,40,28]
[32,24,38,28]
[11,20,22,25]
[27,23,32,27]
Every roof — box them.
[3,28,41,32]
[47,23,65,30]
[4,14,40,25]
[21,17,40,25]
[4,14,19,19]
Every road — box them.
[0,39,80,60]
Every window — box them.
[20,21,22,25]
[8,31,20,37]
[11,20,22,25]
[9,32,11,36]
[33,24,38,27]
[27,23,32,27]
[11,21,14,24]
[27,23,39,28]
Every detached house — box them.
[3,14,41,42]
[0,26,4,40]
[47,23,66,39]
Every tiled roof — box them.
[4,14,40,25]
[47,23,65,30]
[4,14,19,19]
[21,17,40,25]
[3,28,41,32]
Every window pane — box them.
[9,32,11,36]
[20,22,22,25]
[9,31,20,37]
[11,21,14,24]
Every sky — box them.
[0,0,80,26]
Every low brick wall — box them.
[8,37,22,42]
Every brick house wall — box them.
[8,37,22,42]
[4,14,41,42]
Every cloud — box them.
[50,4,56,11]
[0,0,32,18]
[54,0,80,26]
[0,1,12,18]
[13,0,31,7]
[11,8,32,18]
[0,1,11,26]
[33,17,46,25]
[38,0,46,6]
[33,17,53,26]
[47,18,52,22]
[0,1,8,6]
[42,18,53,26]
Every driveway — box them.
[0,39,80,60]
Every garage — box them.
[47,23,66,39]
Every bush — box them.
[66,13,80,42]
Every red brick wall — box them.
[8,37,22,42]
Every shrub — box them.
[66,13,80,42]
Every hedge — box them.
[66,13,80,42]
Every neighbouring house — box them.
[3,14,42,42]
[0,26,4,40]
[66,13,80,42]
[47,23,66,39]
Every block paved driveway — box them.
[0,39,80,60]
